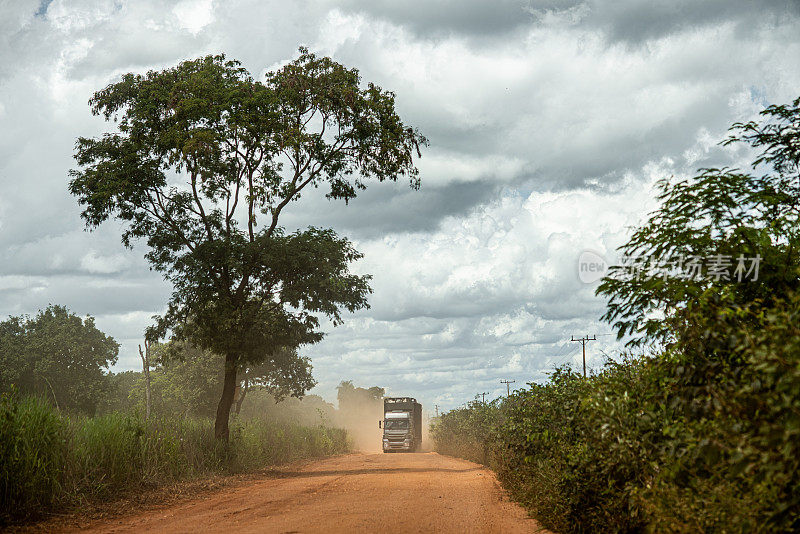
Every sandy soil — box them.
[54,452,548,533]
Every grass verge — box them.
[0,391,350,525]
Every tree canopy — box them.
[336,380,384,411]
[0,305,118,414]
[69,49,426,438]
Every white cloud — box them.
[80,250,130,274]
[173,0,214,34]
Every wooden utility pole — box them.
[570,335,597,377]
[500,379,515,396]
[434,404,440,417]
[138,340,152,420]
[478,392,489,404]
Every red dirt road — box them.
[63,452,546,533]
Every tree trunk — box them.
[139,342,151,420]
[214,354,238,441]
[234,374,249,415]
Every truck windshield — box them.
[384,419,409,430]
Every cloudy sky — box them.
[1,0,799,410]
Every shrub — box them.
[430,400,499,464]
[432,292,800,533]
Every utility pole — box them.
[434,404,440,417]
[500,379,515,396]
[478,392,489,404]
[570,335,597,378]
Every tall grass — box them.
[0,392,350,525]
[0,393,66,517]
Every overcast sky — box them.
[1,0,799,410]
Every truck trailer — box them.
[380,397,422,452]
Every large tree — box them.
[0,305,119,414]
[69,49,426,439]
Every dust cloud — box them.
[420,415,433,452]
[333,404,383,453]
[239,381,429,453]
[334,381,384,453]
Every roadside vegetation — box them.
[433,97,800,533]
[0,306,392,525]
[0,392,348,525]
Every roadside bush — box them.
[432,294,800,532]
[631,291,800,532]
[430,400,499,464]
[493,365,646,533]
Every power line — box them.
[570,334,597,377]
[500,379,515,396]
[551,341,577,363]
[554,343,579,367]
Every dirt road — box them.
[63,452,546,533]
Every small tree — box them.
[235,346,315,415]
[69,50,426,439]
[0,305,119,414]
[138,340,152,420]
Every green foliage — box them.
[430,400,499,464]
[628,291,800,532]
[97,342,318,419]
[0,394,350,525]
[436,271,800,531]
[147,343,224,418]
[597,96,800,347]
[100,370,141,414]
[491,368,616,534]
[0,391,66,523]
[0,305,118,415]
[432,367,645,533]
[336,380,384,410]
[235,345,316,411]
[229,418,348,471]
[69,412,151,496]
[69,49,426,437]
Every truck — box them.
[379,397,422,452]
